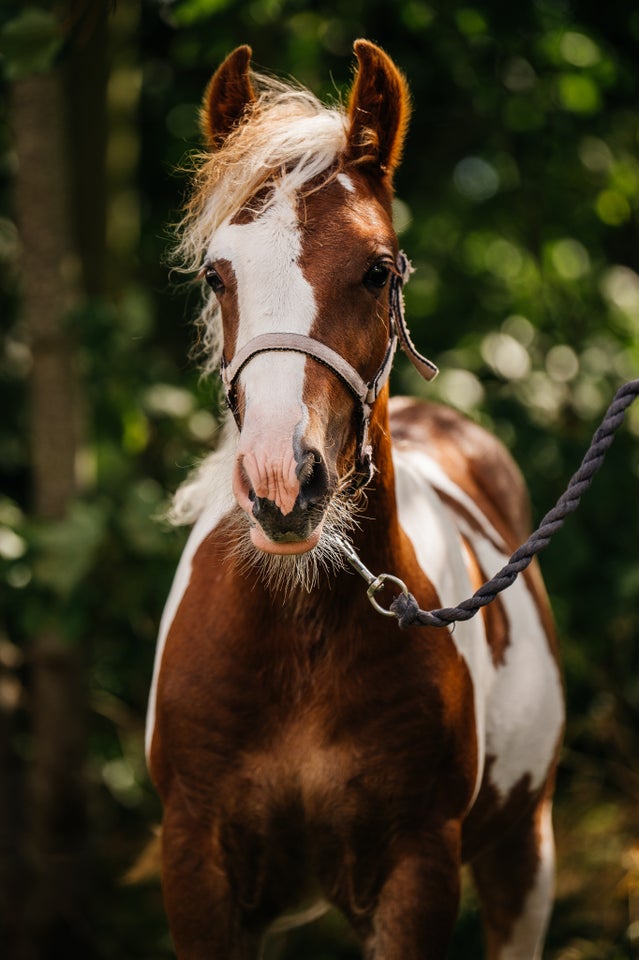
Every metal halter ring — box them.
[366,573,411,617]
[335,536,411,618]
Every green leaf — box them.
[170,0,233,27]
[0,7,63,79]
[557,72,602,114]
[32,501,107,598]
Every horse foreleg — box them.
[362,821,462,960]
[161,802,260,960]
[470,796,555,960]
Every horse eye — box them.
[364,263,391,290]
[204,266,225,294]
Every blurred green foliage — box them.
[1,0,639,957]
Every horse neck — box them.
[353,389,403,567]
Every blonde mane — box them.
[173,73,349,374]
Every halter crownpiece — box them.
[220,251,438,482]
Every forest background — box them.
[1,0,639,957]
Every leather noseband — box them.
[220,252,438,485]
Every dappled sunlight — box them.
[2,0,639,956]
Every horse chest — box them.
[215,712,422,901]
[154,573,476,832]
[172,632,437,809]
[240,720,362,817]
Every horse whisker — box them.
[228,487,363,599]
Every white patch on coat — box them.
[455,513,564,798]
[267,900,331,935]
[145,445,236,761]
[336,172,355,193]
[393,446,491,803]
[393,447,564,807]
[403,451,505,549]
[498,800,555,959]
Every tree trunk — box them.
[13,69,78,520]
[11,66,90,959]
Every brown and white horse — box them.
[146,41,565,959]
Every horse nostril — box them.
[297,448,329,508]
[232,457,258,515]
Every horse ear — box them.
[201,45,256,150]
[346,40,411,178]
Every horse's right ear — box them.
[346,40,410,178]
[201,45,256,150]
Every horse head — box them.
[188,42,415,564]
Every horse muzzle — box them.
[233,447,332,554]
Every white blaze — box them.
[208,186,316,434]
[206,187,318,514]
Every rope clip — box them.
[335,537,410,618]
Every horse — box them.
[145,41,565,959]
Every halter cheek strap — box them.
[392,252,439,382]
[220,251,438,484]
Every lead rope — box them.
[337,378,639,629]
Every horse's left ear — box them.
[346,40,411,178]
[201,45,256,150]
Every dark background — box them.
[1,1,639,957]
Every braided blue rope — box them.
[390,379,639,629]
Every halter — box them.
[220,252,438,484]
